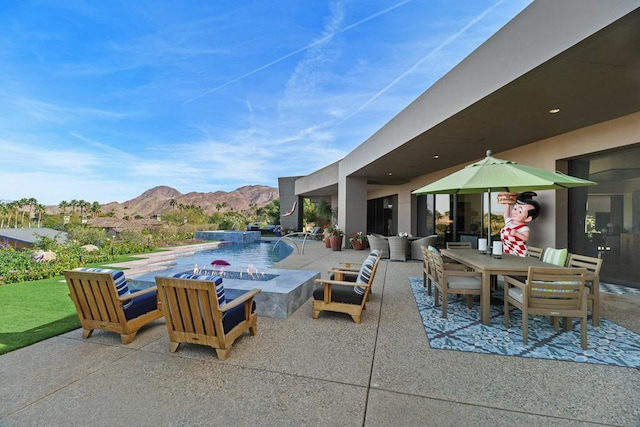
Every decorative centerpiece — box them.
[349,232,366,250]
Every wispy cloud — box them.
[332,0,506,129]
[0,1,532,204]
[184,0,413,104]
[6,97,130,124]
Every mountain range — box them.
[46,185,279,218]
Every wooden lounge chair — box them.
[155,274,260,360]
[504,266,588,349]
[307,226,324,240]
[327,249,382,298]
[63,268,163,344]
[312,250,381,323]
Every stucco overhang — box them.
[295,160,340,197]
[295,0,640,197]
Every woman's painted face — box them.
[511,203,533,223]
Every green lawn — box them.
[0,277,80,355]
[0,253,159,355]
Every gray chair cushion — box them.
[313,284,365,305]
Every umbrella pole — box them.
[486,190,491,244]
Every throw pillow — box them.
[354,252,378,295]
[172,273,226,309]
[542,248,568,266]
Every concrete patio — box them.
[1,240,639,426]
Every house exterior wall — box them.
[279,1,640,252]
[398,112,640,249]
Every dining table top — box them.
[439,248,553,273]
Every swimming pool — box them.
[133,241,293,282]
[131,240,317,319]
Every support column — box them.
[278,177,303,231]
[338,176,368,249]
[397,191,412,235]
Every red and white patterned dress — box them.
[500,218,529,257]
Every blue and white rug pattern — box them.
[409,277,640,368]
[599,282,640,295]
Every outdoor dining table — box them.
[440,248,600,326]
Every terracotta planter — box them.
[351,240,365,250]
[324,235,331,248]
[330,236,343,251]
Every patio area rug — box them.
[409,277,640,368]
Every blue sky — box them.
[1,0,532,205]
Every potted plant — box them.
[349,232,366,250]
[323,224,334,248]
[325,224,344,251]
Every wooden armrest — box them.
[338,261,359,269]
[327,268,358,276]
[220,288,262,312]
[314,278,363,288]
[334,265,360,272]
[503,275,526,289]
[117,286,158,301]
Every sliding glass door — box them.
[569,145,640,287]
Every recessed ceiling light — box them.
[549,108,561,114]
[433,155,439,159]
[388,172,392,176]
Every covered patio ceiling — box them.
[350,7,640,188]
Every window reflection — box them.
[569,145,640,287]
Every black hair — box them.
[516,191,540,220]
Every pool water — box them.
[133,241,293,282]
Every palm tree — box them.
[18,198,29,227]
[35,204,46,227]
[0,203,8,228]
[58,200,69,213]
[26,197,37,227]
[78,200,88,219]
[170,199,177,211]
[7,201,19,228]
[90,201,101,218]
[69,199,78,214]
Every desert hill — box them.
[47,185,279,218]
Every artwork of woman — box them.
[498,191,540,257]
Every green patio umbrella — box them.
[412,150,597,239]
